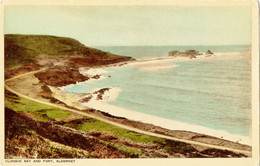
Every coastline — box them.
[83,100,251,145]
[4,33,254,159]
[55,52,251,145]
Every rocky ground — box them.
[4,35,252,158]
[5,68,252,158]
[5,107,249,159]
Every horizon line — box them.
[4,33,251,47]
[91,44,251,47]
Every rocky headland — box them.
[4,34,251,158]
[4,34,134,81]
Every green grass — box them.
[5,90,72,122]
[4,34,124,68]
[64,118,198,155]
[99,140,145,157]
[65,118,165,145]
[5,90,195,155]
[6,90,161,145]
[63,115,198,155]
[46,109,71,120]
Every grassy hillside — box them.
[4,90,198,158]
[5,90,248,158]
[4,34,131,68]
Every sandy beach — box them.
[83,100,251,145]
[53,52,251,145]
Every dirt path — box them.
[4,69,252,156]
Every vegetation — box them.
[5,90,248,158]
[5,107,90,159]
[4,34,125,68]
[99,140,145,157]
[5,90,198,157]
[65,118,164,144]
[4,34,248,158]
[63,117,202,156]
[5,90,72,122]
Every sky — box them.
[4,6,252,46]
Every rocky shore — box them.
[44,52,252,145]
[4,34,252,158]
[5,50,251,148]
[168,49,214,59]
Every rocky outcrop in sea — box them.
[168,50,202,59]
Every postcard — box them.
[0,0,259,166]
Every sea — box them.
[65,45,251,137]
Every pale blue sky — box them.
[4,6,251,46]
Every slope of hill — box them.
[4,34,134,81]
[5,90,248,158]
[4,34,133,68]
[4,34,251,159]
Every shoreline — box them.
[83,99,251,145]
[55,52,252,146]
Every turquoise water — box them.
[66,46,251,136]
